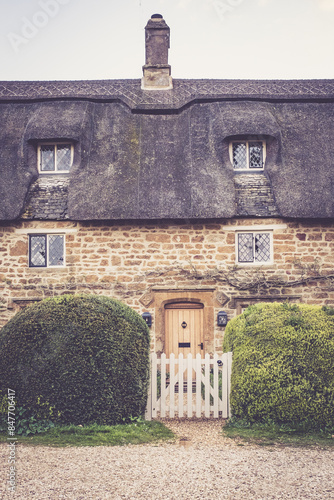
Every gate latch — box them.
[198,342,204,350]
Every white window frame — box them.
[29,233,66,268]
[229,140,266,171]
[38,142,73,174]
[235,230,273,266]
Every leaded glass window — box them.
[48,235,65,266]
[39,144,72,172]
[238,233,254,262]
[231,141,265,170]
[29,234,65,267]
[232,142,247,169]
[249,142,263,169]
[40,145,55,172]
[29,235,47,267]
[237,232,271,264]
[254,233,271,262]
[56,144,72,171]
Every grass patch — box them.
[223,419,334,448]
[0,420,174,447]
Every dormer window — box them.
[38,143,73,173]
[230,140,266,170]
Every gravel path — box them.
[1,419,333,499]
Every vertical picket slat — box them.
[218,354,223,414]
[145,353,152,420]
[160,353,166,418]
[169,353,175,418]
[178,353,184,417]
[187,353,193,417]
[157,358,162,415]
[204,353,210,417]
[213,353,219,418]
[150,352,157,419]
[195,353,202,417]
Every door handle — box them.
[198,343,204,350]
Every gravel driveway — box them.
[1,419,333,499]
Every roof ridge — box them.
[0,79,333,110]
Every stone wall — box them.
[1,218,333,353]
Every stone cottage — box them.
[0,14,334,355]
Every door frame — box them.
[152,288,216,356]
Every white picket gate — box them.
[145,352,232,420]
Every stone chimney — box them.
[142,14,173,90]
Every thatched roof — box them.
[0,79,333,220]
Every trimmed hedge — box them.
[223,303,334,429]
[0,294,150,425]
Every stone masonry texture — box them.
[1,218,333,353]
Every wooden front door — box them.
[165,303,204,358]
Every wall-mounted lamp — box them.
[217,311,228,327]
[142,312,152,328]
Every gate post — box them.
[145,353,153,421]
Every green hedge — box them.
[223,303,334,429]
[0,294,150,425]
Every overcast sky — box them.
[1,0,334,81]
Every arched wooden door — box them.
[164,303,204,358]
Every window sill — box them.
[38,172,71,176]
[235,262,275,267]
[26,267,68,272]
[233,169,265,173]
